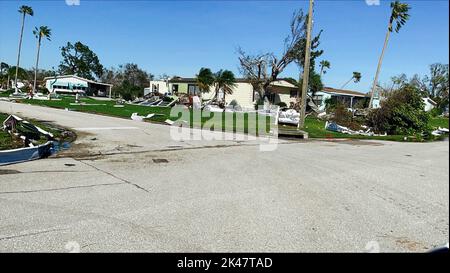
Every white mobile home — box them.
[44,75,113,97]
[147,78,298,110]
[311,87,369,111]
[422,97,437,112]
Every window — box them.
[290,90,298,98]
[152,84,159,92]
[312,95,323,105]
[188,84,200,95]
[172,84,178,92]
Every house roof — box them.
[423,97,438,106]
[270,80,297,89]
[43,75,113,87]
[169,77,250,83]
[168,77,296,87]
[321,87,367,97]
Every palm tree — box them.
[213,70,236,103]
[341,71,362,88]
[32,26,51,94]
[368,1,410,108]
[14,5,34,94]
[196,67,215,94]
[319,60,331,77]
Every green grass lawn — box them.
[6,95,448,142]
[429,117,449,129]
[0,113,15,150]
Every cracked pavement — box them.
[0,101,448,252]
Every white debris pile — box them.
[325,121,387,137]
[431,127,449,136]
[130,113,155,122]
[278,109,300,125]
[192,96,202,110]
[203,104,224,112]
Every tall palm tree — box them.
[341,71,362,88]
[369,1,410,108]
[14,5,34,94]
[196,67,215,94]
[214,70,236,103]
[319,60,331,77]
[32,26,51,94]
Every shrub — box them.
[367,84,430,135]
[324,97,336,111]
[429,107,443,117]
[229,99,239,108]
[330,102,362,130]
[353,97,369,109]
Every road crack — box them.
[76,160,150,193]
[0,227,68,241]
[0,182,125,195]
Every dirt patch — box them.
[395,237,429,251]
[54,142,93,158]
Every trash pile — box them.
[1,115,54,165]
[278,109,300,125]
[133,93,178,107]
[3,114,54,147]
[431,127,449,136]
[325,121,387,137]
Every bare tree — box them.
[238,9,322,103]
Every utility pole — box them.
[298,0,314,129]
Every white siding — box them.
[225,83,254,109]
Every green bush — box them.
[229,99,239,108]
[324,97,335,111]
[367,84,430,135]
[429,107,443,117]
[330,102,363,130]
[353,97,369,109]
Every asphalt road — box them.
[0,101,448,252]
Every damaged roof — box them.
[322,87,368,97]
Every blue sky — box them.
[0,0,448,92]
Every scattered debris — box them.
[0,114,64,165]
[135,94,178,107]
[130,113,155,122]
[192,96,201,110]
[0,141,53,166]
[325,121,387,137]
[165,119,175,125]
[69,103,107,106]
[64,163,76,167]
[3,114,54,146]
[203,104,224,112]
[431,127,449,136]
[278,109,300,125]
